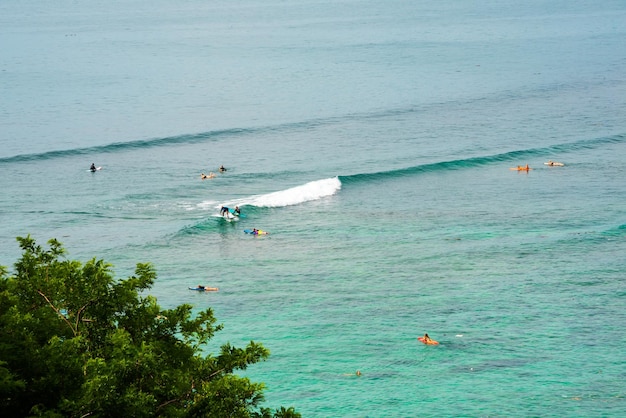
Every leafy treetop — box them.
[0,236,300,418]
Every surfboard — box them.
[544,161,564,166]
[222,212,238,222]
[418,337,439,345]
[87,167,102,172]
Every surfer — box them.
[192,285,218,291]
[201,172,215,179]
[220,206,230,216]
[422,333,433,343]
[342,370,362,377]
[90,163,97,172]
[219,165,227,172]
[545,160,564,166]
[233,206,240,216]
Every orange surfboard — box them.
[418,337,439,345]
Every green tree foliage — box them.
[0,236,300,418]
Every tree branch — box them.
[37,289,77,336]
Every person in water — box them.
[219,165,227,172]
[90,163,97,172]
[221,206,241,216]
[423,333,433,343]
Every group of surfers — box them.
[211,169,266,232]
[89,163,231,177]
[220,205,268,234]
[201,165,227,180]
[512,160,565,171]
[220,206,240,217]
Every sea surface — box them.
[1,1,625,416]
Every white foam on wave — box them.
[193,199,220,211]
[195,177,342,210]
[248,177,341,208]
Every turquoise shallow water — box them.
[1,1,626,416]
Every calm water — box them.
[1,1,625,416]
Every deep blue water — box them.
[1,1,625,416]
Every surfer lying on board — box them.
[194,285,219,291]
[201,172,215,179]
[545,160,564,166]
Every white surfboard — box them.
[223,212,238,222]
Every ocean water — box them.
[1,0,626,416]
